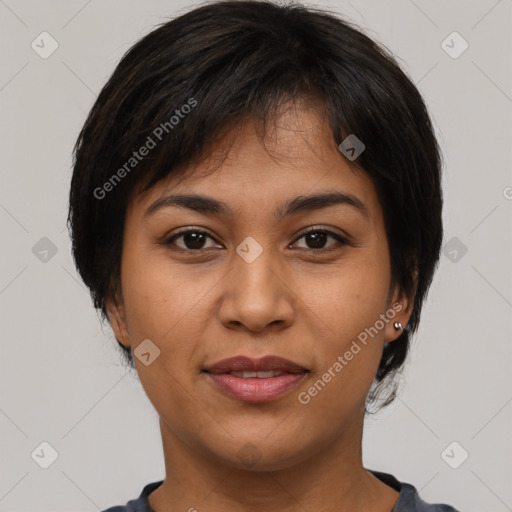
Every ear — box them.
[384,284,414,343]
[105,293,131,348]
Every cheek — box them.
[309,256,391,346]
[120,243,215,340]
[298,260,390,404]
[297,275,389,420]
[117,248,212,411]
[119,254,208,423]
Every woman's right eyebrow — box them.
[143,190,370,221]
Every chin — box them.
[205,436,313,472]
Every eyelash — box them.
[162,226,352,254]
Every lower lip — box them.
[205,373,307,403]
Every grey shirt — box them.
[102,470,460,511]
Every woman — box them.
[67,1,459,510]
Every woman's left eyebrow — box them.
[144,190,370,220]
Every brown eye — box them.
[292,229,348,251]
[164,229,219,251]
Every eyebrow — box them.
[144,190,369,220]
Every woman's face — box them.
[107,104,412,471]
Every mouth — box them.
[202,356,309,403]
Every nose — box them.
[218,248,295,334]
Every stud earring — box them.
[393,322,403,332]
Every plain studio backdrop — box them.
[0,1,511,511]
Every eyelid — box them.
[293,225,351,243]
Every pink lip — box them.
[204,355,307,374]
[203,356,309,403]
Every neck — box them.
[148,414,399,512]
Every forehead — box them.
[128,104,380,223]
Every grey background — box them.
[1,0,511,511]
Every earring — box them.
[393,322,403,332]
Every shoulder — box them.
[397,481,460,511]
[102,475,461,512]
[101,480,163,512]
[370,470,461,512]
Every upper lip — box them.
[204,356,308,374]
